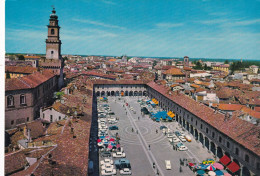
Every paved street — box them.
[97,96,215,176]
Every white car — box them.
[101,168,116,176]
[179,136,186,142]
[172,137,180,143]
[165,160,171,170]
[112,152,126,158]
[120,168,132,175]
[100,159,114,166]
[101,163,114,170]
[167,133,174,138]
[178,146,188,151]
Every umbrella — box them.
[215,170,224,176]
[197,170,205,175]
[116,144,120,149]
[97,139,102,143]
[224,173,232,176]
[108,144,113,149]
[213,163,224,170]
[189,163,195,167]
[220,170,228,173]
[207,164,216,171]
[208,171,216,176]
[105,136,110,139]
[99,136,105,139]
[109,138,115,142]
[196,164,208,170]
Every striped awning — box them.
[152,98,159,105]
[167,111,175,118]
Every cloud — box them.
[209,12,227,16]
[72,18,125,30]
[155,22,184,28]
[197,19,229,25]
[197,18,260,26]
[233,19,260,26]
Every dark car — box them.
[160,125,167,130]
[101,151,111,157]
[141,107,149,114]
[115,159,131,170]
[109,126,119,130]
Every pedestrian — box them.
[179,166,182,172]
[148,145,150,150]
[132,128,134,132]
[153,162,155,169]
[136,130,138,134]
[138,117,140,120]
[156,129,158,134]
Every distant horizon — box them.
[6,52,260,62]
[5,1,260,60]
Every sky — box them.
[5,0,260,59]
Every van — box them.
[185,135,192,142]
[88,160,94,174]
[165,160,171,170]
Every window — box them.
[200,124,203,129]
[7,95,14,107]
[206,128,209,133]
[191,117,193,122]
[227,141,230,148]
[11,120,14,125]
[27,117,29,122]
[51,29,55,35]
[245,154,249,162]
[43,113,45,119]
[59,116,61,120]
[257,163,260,170]
[51,51,54,54]
[20,94,26,105]
[50,115,53,123]
[212,132,215,138]
[219,136,222,143]
[235,148,239,155]
[196,121,197,126]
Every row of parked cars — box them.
[98,103,132,175]
[161,125,191,151]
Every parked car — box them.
[88,160,94,174]
[101,163,114,170]
[165,160,171,170]
[172,137,180,143]
[175,131,181,137]
[112,152,126,158]
[167,133,174,138]
[114,159,131,170]
[176,142,188,151]
[160,125,167,130]
[101,168,116,176]
[100,158,114,166]
[179,136,186,142]
[120,168,132,175]
[101,151,111,157]
[109,126,119,130]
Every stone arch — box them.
[125,91,129,96]
[242,166,250,176]
[210,142,216,155]
[116,91,120,96]
[217,146,223,158]
[199,133,204,145]
[134,91,138,96]
[138,91,142,96]
[143,91,147,96]
[194,129,198,140]
[107,91,111,96]
[101,91,105,97]
[121,91,124,96]
[205,137,209,150]
[129,91,133,96]
[96,91,100,96]
[186,122,190,131]
[190,125,194,135]
[111,91,115,96]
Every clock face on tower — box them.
[46,8,61,60]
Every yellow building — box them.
[212,64,229,73]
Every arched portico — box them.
[210,142,216,155]
[96,91,100,96]
[101,91,105,96]
[138,91,142,96]
[143,91,147,96]
[107,91,111,96]
[111,91,115,96]
[217,146,223,158]
[194,129,198,140]
[115,91,120,96]
[134,91,138,96]
[125,91,129,96]
[129,91,133,96]
[205,137,209,150]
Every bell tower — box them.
[46,8,61,60]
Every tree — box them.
[6,70,11,79]
[56,92,64,99]
[204,64,207,70]
[17,55,25,61]
[153,60,158,67]
[193,61,203,70]
[224,60,229,64]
